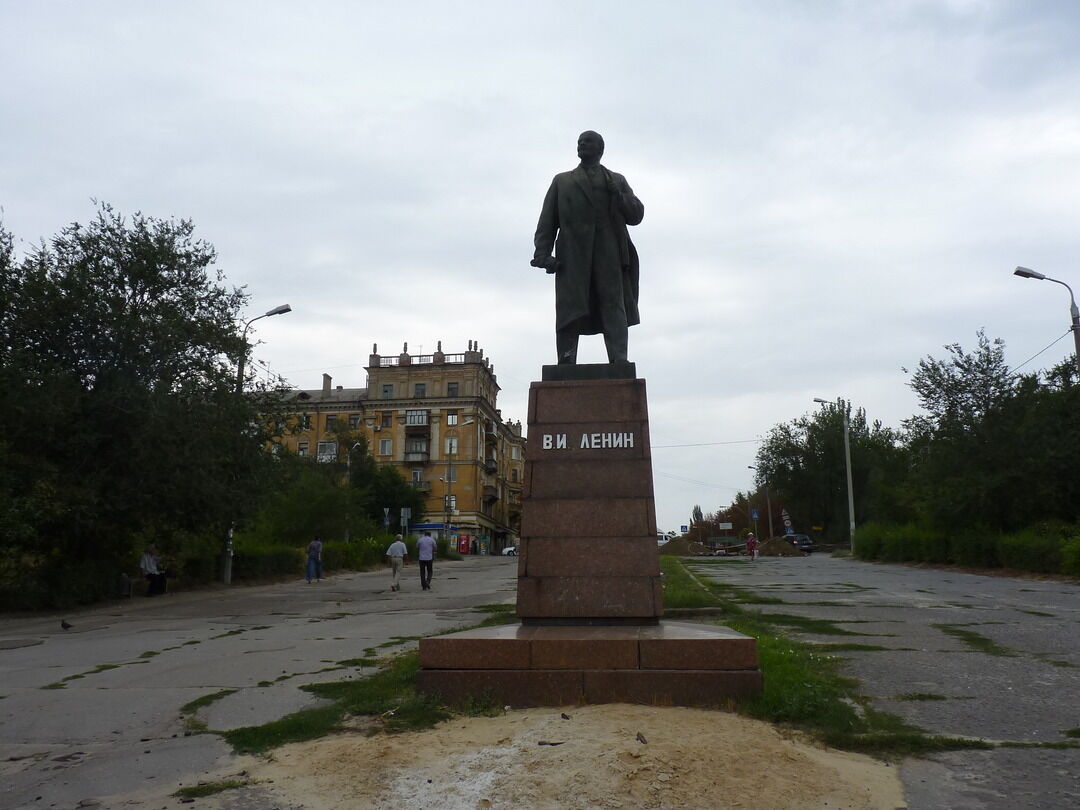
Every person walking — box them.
[306,536,323,583]
[416,530,437,590]
[386,534,408,592]
[746,532,758,561]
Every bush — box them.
[997,528,1064,574]
[232,545,304,579]
[948,530,1001,568]
[1062,535,1080,577]
[854,522,947,564]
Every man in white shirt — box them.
[416,530,437,590]
[386,534,408,592]
[138,545,167,596]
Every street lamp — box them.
[813,397,856,552]
[1013,266,1080,378]
[236,304,292,392]
[747,466,774,538]
[225,303,291,585]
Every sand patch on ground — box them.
[246,705,905,809]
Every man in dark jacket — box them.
[531,131,644,364]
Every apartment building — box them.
[274,341,524,551]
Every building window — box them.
[445,465,457,482]
[511,468,519,483]
[382,384,393,399]
[411,469,423,483]
[511,445,521,460]
[316,441,338,462]
[297,441,309,457]
[379,438,392,455]
[301,414,311,430]
[381,411,393,428]
[447,382,459,397]
[445,436,459,455]
[444,494,457,511]
[446,410,458,426]
[414,383,427,398]
[349,413,360,429]
[406,409,428,426]
[405,438,428,454]
[326,415,337,431]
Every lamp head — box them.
[1014,266,1046,281]
[266,304,292,316]
[813,397,828,404]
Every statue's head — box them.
[577,130,605,163]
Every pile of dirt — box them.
[657,536,711,556]
[759,537,805,557]
[243,705,905,809]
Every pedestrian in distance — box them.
[306,536,323,583]
[138,544,167,596]
[417,530,437,590]
[746,532,758,561]
[386,534,408,592]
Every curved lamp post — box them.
[225,303,291,584]
[236,304,292,392]
[813,397,856,552]
[1013,267,1080,378]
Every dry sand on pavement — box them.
[241,704,904,809]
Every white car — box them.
[502,546,518,556]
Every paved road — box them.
[687,554,1080,810]
[0,555,518,810]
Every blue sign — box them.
[751,509,759,520]
[680,525,689,534]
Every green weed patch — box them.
[180,689,237,715]
[174,780,247,799]
[932,624,1017,657]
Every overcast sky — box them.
[4,0,1080,533]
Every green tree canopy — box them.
[0,206,282,606]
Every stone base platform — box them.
[417,621,763,708]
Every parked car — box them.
[502,546,518,556]
[788,534,814,553]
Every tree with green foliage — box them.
[753,400,908,542]
[0,207,285,607]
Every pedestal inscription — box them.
[517,376,661,623]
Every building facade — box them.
[274,341,524,552]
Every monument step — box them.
[419,622,759,670]
[417,667,763,709]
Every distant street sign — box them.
[401,507,412,520]
[383,507,390,518]
[680,525,689,534]
[751,509,759,521]
[718,522,733,530]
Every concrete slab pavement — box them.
[0,555,517,809]
[689,554,1080,809]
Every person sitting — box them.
[139,544,167,596]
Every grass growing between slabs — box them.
[210,604,515,755]
[661,556,993,756]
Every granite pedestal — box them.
[418,365,762,707]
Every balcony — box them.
[404,411,431,433]
[410,480,432,492]
[404,451,430,463]
[483,485,498,502]
[484,457,497,474]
